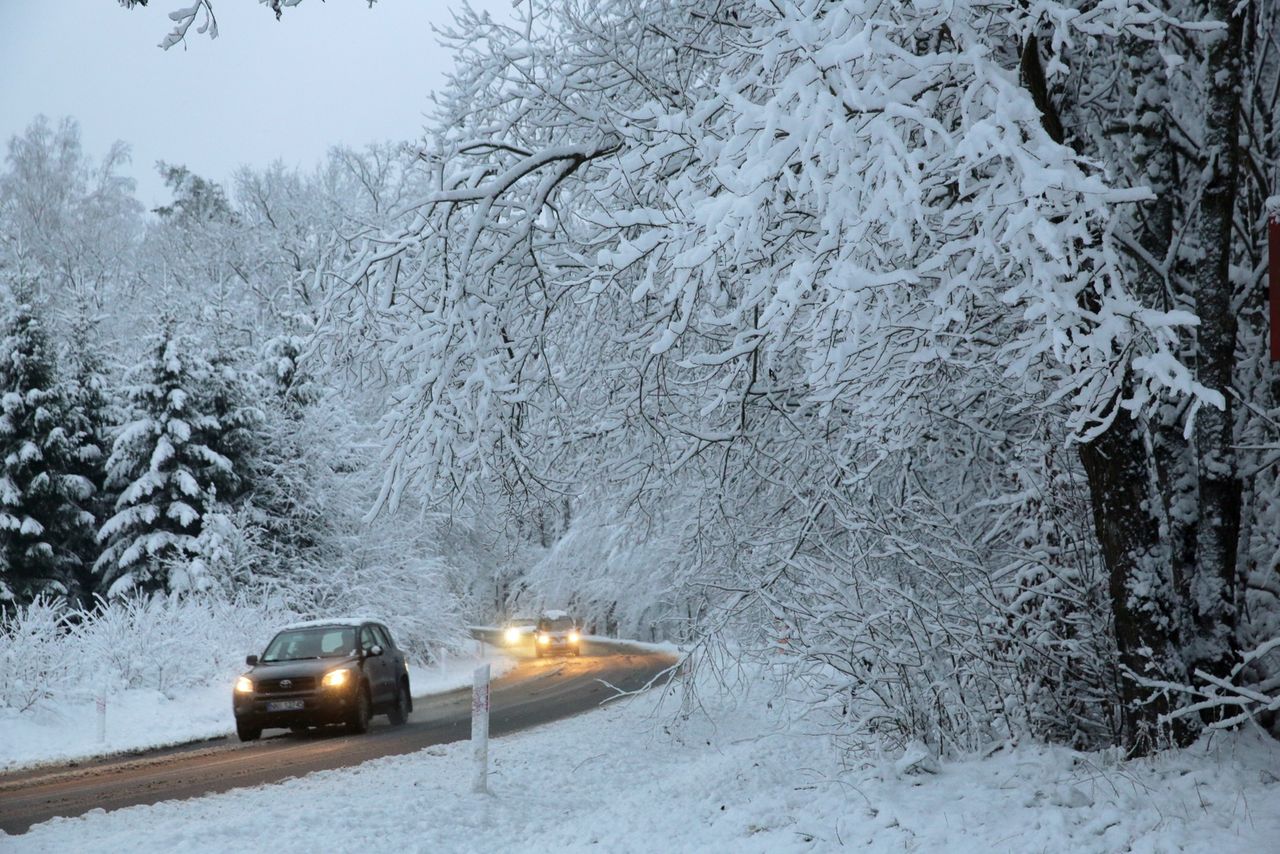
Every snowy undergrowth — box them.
[1,595,291,716]
[7,664,1277,852]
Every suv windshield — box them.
[540,617,574,631]
[262,627,357,662]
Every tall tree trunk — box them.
[1187,0,1245,688]
[1117,31,1201,620]
[1078,407,1190,753]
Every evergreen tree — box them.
[95,320,231,595]
[260,334,319,412]
[200,344,263,504]
[250,335,327,570]
[0,291,96,605]
[60,307,113,600]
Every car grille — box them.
[257,676,317,694]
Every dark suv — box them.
[232,619,412,741]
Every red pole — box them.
[1271,214,1280,362]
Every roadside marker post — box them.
[471,663,491,794]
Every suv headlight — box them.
[322,668,351,688]
[234,676,254,694]
[504,627,520,644]
[568,631,580,643]
[537,632,549,645]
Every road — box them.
[0,641,676,835]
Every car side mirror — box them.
[245,654,259,666]
[368,644,384,657]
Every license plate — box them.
[267,700,305,712]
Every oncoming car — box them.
[502,616,538,646]
[232,619,412,742]
[534,610,581,657]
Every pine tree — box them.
[200,344,263,504]
[95,321,231,595]
[251,335,327,571]
[60,308,113,602]
[0,292,97,606]
[260,334,319,412]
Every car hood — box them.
[250,656,358,679]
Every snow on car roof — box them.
[279,617,383,630]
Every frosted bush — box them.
[0,593,299,714]
[0,597,74,713]
[64,594,294,694]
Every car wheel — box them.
[388,681,409,726]
[347,686,371,734]
[236,722,261,742]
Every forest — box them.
[2,0,1279,762]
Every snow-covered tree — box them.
[320,0,1278,755]
[59,304,114,591]
[200,344,263,503]
[95,321,233,595]
[0,116,141,325]
[0,289,97,605]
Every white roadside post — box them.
[471,663,491,794]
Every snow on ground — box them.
[6,663,1278,853]
[0,652,516,772]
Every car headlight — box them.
[568,631,580,643]
[322,668,351,688]
[537,633,549,645]
[504,627,520,644]
[234,676,254,694]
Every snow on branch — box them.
[1129,636,1280,730]
[149,0,379,49]
[159,1,217,50]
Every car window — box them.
[360,625,378,652]
[540,616,574,631]
[263,627,356,662]
[373,624,394,649]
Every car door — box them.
[373,624,405,694]
[359,624,390,705]
[374,624,402,674]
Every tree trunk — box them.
[1027,32,1196,753]
[1186,0,1245,688]
[1078,410,1191,753]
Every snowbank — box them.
[6,666,1277,852]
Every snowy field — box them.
[6,666,1277,853]
[0,654,517,771]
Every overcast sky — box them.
[0,0,513,208]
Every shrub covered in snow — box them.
[0,594,292,713]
